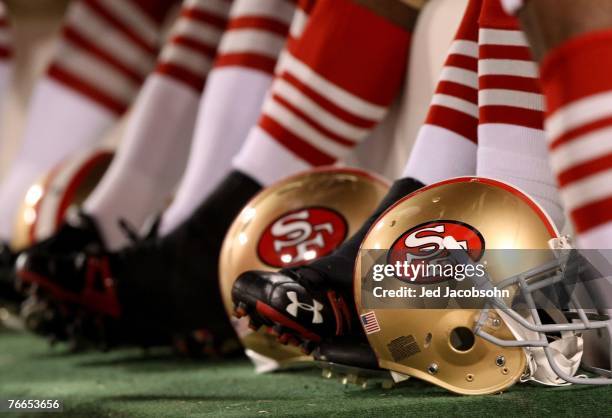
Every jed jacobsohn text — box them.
[372,285,510,299]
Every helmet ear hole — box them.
[424,332,433,348]
[449,327,475,352]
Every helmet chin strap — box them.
[496,309,584,386]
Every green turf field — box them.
[1,329,611,417]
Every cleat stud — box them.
[382,380,395,390]
[248,318,261,331]
[347,374,359,384]
[272,324,283,335]
[234,303,247,318]
[322,369,333,379]
[300,340,315,354]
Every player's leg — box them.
[83,0,233,251]
[504,0,612,373]
[157,0,301,236]
[116,0,416,346]
[477,0,563,228]
[18,0,296,271]
[0,0,174,249]
[232,0,481,349]
[505,0,612,248]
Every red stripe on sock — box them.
[479,44,533,61]
[63,25,146,83]
[479,74,541,94]
[281,71,377,129]
[170,35,217,59]
[48,64,127,115]
[435,80,478,104]
[550,114,612,150]
[155,62,207,91]
[571,196,612,234]
[227,16,290,36]
[557,154,612,187]
[271,93,360,147]
[83,0,159,55]
[181,6,228,30]
[479,106,543,130]
[260,114,335,166]
[445,54,478,72]
[214,53,278,74]
[426,106,478,143]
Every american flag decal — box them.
[360,311,381,334]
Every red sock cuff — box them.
[540,29,612,115]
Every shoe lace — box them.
[117,216,161,246]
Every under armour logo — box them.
[285,291,323,324]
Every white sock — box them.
[0,0,173,241]
[476,0,564,230]
[84,0,231,249]
[402,0,480,185]
[159,0,297,235]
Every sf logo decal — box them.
[388,220,485,284]
[285,291,323,324]
[258,207,348,267]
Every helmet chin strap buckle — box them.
[548,236,574,251]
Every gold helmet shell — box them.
[12,149,113,251]
[355,177,559,395]
[220,167,389,371]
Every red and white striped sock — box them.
[541,30,612,248]
[232,0,412,186]
[476,0,564,230]
[159,0,298,235]
[0,0,175,241]
[84,0,230,249]
[402,0,480,185]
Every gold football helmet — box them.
[12,149,113,251]
[220,167,389,372]
[355,177,612,395]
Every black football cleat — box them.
[314,337,395,389]
[314,337,380,370]
[15,211,106,289]
[16,170,261,351]
[232,268,355,353]
[231,177,424,353]
[27,210,104,254]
